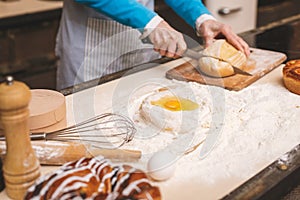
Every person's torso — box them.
[56,0,158,90]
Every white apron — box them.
[56,0,159,90]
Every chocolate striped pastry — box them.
[283,60,300,95]
[25,156,161,200]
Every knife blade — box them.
[183,49,252,76]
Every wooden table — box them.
[0,0,62,19]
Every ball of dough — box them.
[199,39,247,77]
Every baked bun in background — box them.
[25,157,161,200]
[198,39,247,77]
[283,59,300,95]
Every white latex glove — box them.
[197,19,250,57]
[148,20,187,58]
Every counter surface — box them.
[1,58,299,200]
[63,62,300,200]
[0,0,62,19]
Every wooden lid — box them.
[28,89,66,130]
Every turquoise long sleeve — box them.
[74,0,210,29]
[74,0,157,28]
[164,0,211,28]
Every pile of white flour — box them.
[118,77,300,197]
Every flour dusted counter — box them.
[1,60,299,199]
[13,58,298,199]
[28,59,299,200]
[60,64,300,200]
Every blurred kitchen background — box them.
[1,0,300,90]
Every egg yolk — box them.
[151,96,199,111]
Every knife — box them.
[183,48,252,76]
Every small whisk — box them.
[0,113,136,149]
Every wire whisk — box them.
[0,113,136,149]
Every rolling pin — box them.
[0,141,142,165]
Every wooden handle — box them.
[88,148,142,162]
[0,77,40,199]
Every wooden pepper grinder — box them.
[0,76,40,199]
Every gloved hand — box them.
[197,19,250,57]
[148,20,187,58]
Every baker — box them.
[55,0,251,90]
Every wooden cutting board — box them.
[166,48,287,91]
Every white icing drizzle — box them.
[74,157,85,167]
[37,158,105,197]
[38,167,87,196]
[122,178,151,196]
[110,166,121,187]
[26,157,159,200]
[145,191,154,200]
[29,196,41,200]
[95,160,110,178]
[52,174,93,198]
[60,192,80,200]
[105,192,119,200]
[113,166,136,193]
[110,165,124,188]
[98,166,118,192]
[62,182,88,193]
